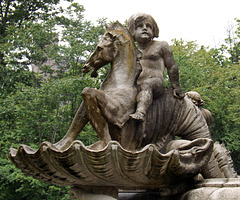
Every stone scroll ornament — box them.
[9,20,237,199]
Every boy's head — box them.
[127,13,159,41]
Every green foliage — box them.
[0,64,40,98]
[0,0,67,97]
[0,1,104,199]
[171,39,215,91]
[171,38,240,173]
[53,3,107,78]
[0,75,100,199]
[0,159,70,200]
[214,18,240,64]
[1,0,240,197]
[0,75,98,146]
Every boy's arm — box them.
[162,41,185,99]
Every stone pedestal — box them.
[181,178,240,200]
[118,178,240,200]
[70,187,118,200]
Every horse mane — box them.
[106,21,135,44]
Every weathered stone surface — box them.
[54,21,212,154]
[118,179,240,200]
[70,187,118,200]
[8,17,239,200]
[180,187,240,200]
[180,178,240,200]
[9,139,213,195]
[195,178,240,188]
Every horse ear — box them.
[117,34,124,42]
[105,24,110,30]
[105,32,113,39]
[117,33,129,44]
[112,35,117,42]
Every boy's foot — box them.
[130,112,145,121]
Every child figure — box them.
[128,13,184,121]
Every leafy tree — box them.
[1,76,98,147]
[1,1,239,198]
[0,0,71,97]
[0,157,70,200]
[52,3,107,78]
[213,18,240,65]
[171,39,240,173]
[0,77,99,199]
[225,19,240,64]
[0,1,106,199]
[0,0,63,64]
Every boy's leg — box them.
[130,81,153,121]
[130,79,163,121]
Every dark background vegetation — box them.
[0,0,239,199]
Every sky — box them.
[72,0,240,48]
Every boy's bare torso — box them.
[137,40,168,85]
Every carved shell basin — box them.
[9,139,213,190]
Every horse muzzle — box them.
[82,63,92,74]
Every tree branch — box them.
[2,0,12,34]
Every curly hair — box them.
[127,13,159,40]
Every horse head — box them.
[83,21,137,77]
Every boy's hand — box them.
[173,88,185,99]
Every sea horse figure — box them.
[53,21,233,179]
[55,21,142,150]
[9,20,238,200]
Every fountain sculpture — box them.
[9,14,239,200]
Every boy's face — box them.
[134,18,153,44]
